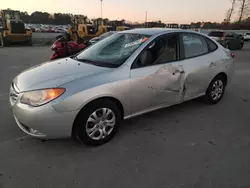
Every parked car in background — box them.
[88,31,117,45]
[244,32,250,41]
[9,29,234,146]
[208,31,244,50]
[236,33,244,41]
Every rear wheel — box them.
[3,37,10,47]
[25,38,32,46]
[73,99,121,146]
[238,42,244,50]
[204,75,226,104]
[0,32,3,47]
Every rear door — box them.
[179,33,218,100]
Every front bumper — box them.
[10,90,78,139]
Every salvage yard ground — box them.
[0,43,250,188]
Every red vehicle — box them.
[50,36,87,60]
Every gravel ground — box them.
[0,43,250,188]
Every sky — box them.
[2,0,232,23]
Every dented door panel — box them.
[130,63,184,116]
[153,63,185,105]
[130,65,162,115]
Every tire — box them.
[238,43,244,50]
[227,42,232,50]
[3,37,10,47]
[73,99,121,146]
[204,75,226,104]
[0,32,3,47]
[25,39,32,46]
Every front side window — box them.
[181,33,208,58]
[132,34,178,68]
[75,33,151,67]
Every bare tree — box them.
[225,0,237,22]
[238,0,250,22]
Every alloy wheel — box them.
[86,108,116,140]
[211,80,224,101]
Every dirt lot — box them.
[0,43,250,188]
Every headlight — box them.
[20,88,65,107]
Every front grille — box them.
[10,83,19,105]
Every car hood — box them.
[13,58,112,92]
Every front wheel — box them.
[25,39,32,46]
[73,99,121,146]
[204,75,226,104]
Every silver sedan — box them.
[9,28,234,145]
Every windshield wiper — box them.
[72,57,117,68]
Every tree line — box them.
[4,4,250,30]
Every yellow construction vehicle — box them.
[96,25,114,35]
[69,24,115,43]
[0,9,32,46]
[116,26,130,31]
[70,24,97,42]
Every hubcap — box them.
[211,80,224,101]
[86,108,116,140]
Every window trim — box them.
[179,32,216,60]
[131,33,181,70]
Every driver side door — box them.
[129,34,185,116]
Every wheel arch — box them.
[71,96,125,137]
[217,72,228,86]
[206,72,228,94]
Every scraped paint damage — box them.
[148,65,186,102]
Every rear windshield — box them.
[208,31,224,37]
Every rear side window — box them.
[206,38,218,52]
[208,31,223,37]
[181,33,208,58]
[246,33,250,35]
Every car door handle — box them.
[209,62,216,67]
[173,70,185,75]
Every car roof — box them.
[120,28,191,36]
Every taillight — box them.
[231,53,235,58]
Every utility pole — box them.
[145,10,147,23]
[101,0,103,19]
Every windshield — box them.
[75,33,151,67]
